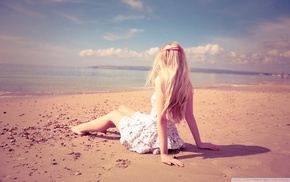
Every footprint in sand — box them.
[115,159,131,169]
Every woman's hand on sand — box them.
[197,142,220,151]
[161,154,184,167]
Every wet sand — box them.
[1,85,290,181]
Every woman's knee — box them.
[118,105,135,117]
[108,110,124,127]
[118,105,126,111]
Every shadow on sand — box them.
[86,130,121,140]
[175,143,271,160]
[81,131,271,159]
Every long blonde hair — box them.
[146,42,192,123]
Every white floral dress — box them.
[119,92,185,154]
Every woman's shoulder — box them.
[154,76,161,84]
[154,76,163,92]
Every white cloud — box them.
[57,12,83,24]
[207,44,224,55]
[121,0,144,10]
[103,28,144,41]
[79,49,94,56]
[144,47,159,56]
[267,49,280,57]
[79,44,226,64]
[79,48,142,58]
[229,54,249,65]
[78,40,289,71]
[283,50,290,58]
[121,0,152,12]
[113,15,145,22]
[228,51,237,57]
[251,53,263,60]
[129,28,144,34]
[262,56,273,64]
[79,46,161,59]
[103,33,119,41]
[185,44,224,56]
[183,44,224,64]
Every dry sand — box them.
[1,85,290,182]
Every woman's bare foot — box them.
[71,126,89,136]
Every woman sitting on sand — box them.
[72,42,219,167]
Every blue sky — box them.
[0,0,290,73]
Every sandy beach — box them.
[1,84,290,182]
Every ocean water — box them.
[0,64,288,98]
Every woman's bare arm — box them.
[155,77,184,167]
[185,91,220,151]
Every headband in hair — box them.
[165,46,181,51]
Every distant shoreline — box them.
[1,83,290,102]
[89,65,287,77]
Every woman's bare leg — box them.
[72,110,124,136]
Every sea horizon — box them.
[0,64,289,99]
